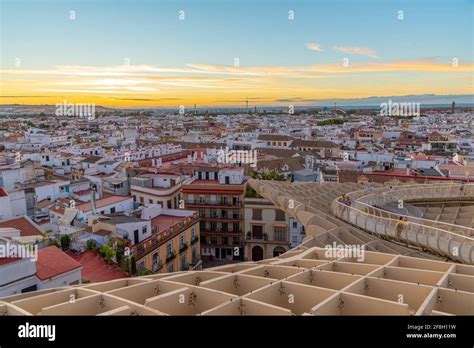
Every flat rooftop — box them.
[151,214,187,233]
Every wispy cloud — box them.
[333,46,379,58]
[2,58,472,82]
[305,43,323,52]
[1,58,472,105]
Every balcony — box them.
[152,261,163,272]
[201,229,243,234]
[186,200,242,207]
[166,250,176,262]
[132,213,199,260]
[179,242,188,253]
[201,215,242,221]
[191,235,199,244]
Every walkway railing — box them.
[332,183,474,264]
[348,183,474,237]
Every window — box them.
[233,222,240,232]
[188,194,194,203]
[252,209,262,220]
[179,234,185,246]
[180,255,187,270]
[167,200,172,209]
[221,196,227,205]
[210,195,217,204]
[191,227,196,239]
[142,226,147,235]
[152,252,159,265]
[233,236,240,245]
[168,263,174,273]
[252,225,263,239]
[275,210,285,221]
[199,195,205,204]
[199,208,206,218]
[210,208,217,218]
[166,243,173,255]
[138,260,145,272]
[233,209,239,219]
[110,207,116,214]
[221,209,227,218]
[149,199,153,204]
[210,222,217,231]
[140,197,144,203]
[222,236,228,245]
[293,221,298,228]
[292,236,298,243]
[274,227,287,242]
[221,222,228,232]
[211,236,217,244]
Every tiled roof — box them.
[36,246,82,280]
[257,134,294,141]
[290,139,339,149]
[257,157,305,172]
[0,216,44,237]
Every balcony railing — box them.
[132,213,199,259]
[179,242,188,252]
[190,257,200,265]
[200,229,243,234]
[331,183,474,264]
[201,215,242,220]
[187,200,242,207]
[166,250,176,262]
[152,261,163,272]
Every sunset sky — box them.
[1,0,473,107]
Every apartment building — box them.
[131,172,183,209]
[244,196,290,261]
[131,206,200,273]
[182,167,246,262]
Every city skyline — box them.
[1,0,473,107]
